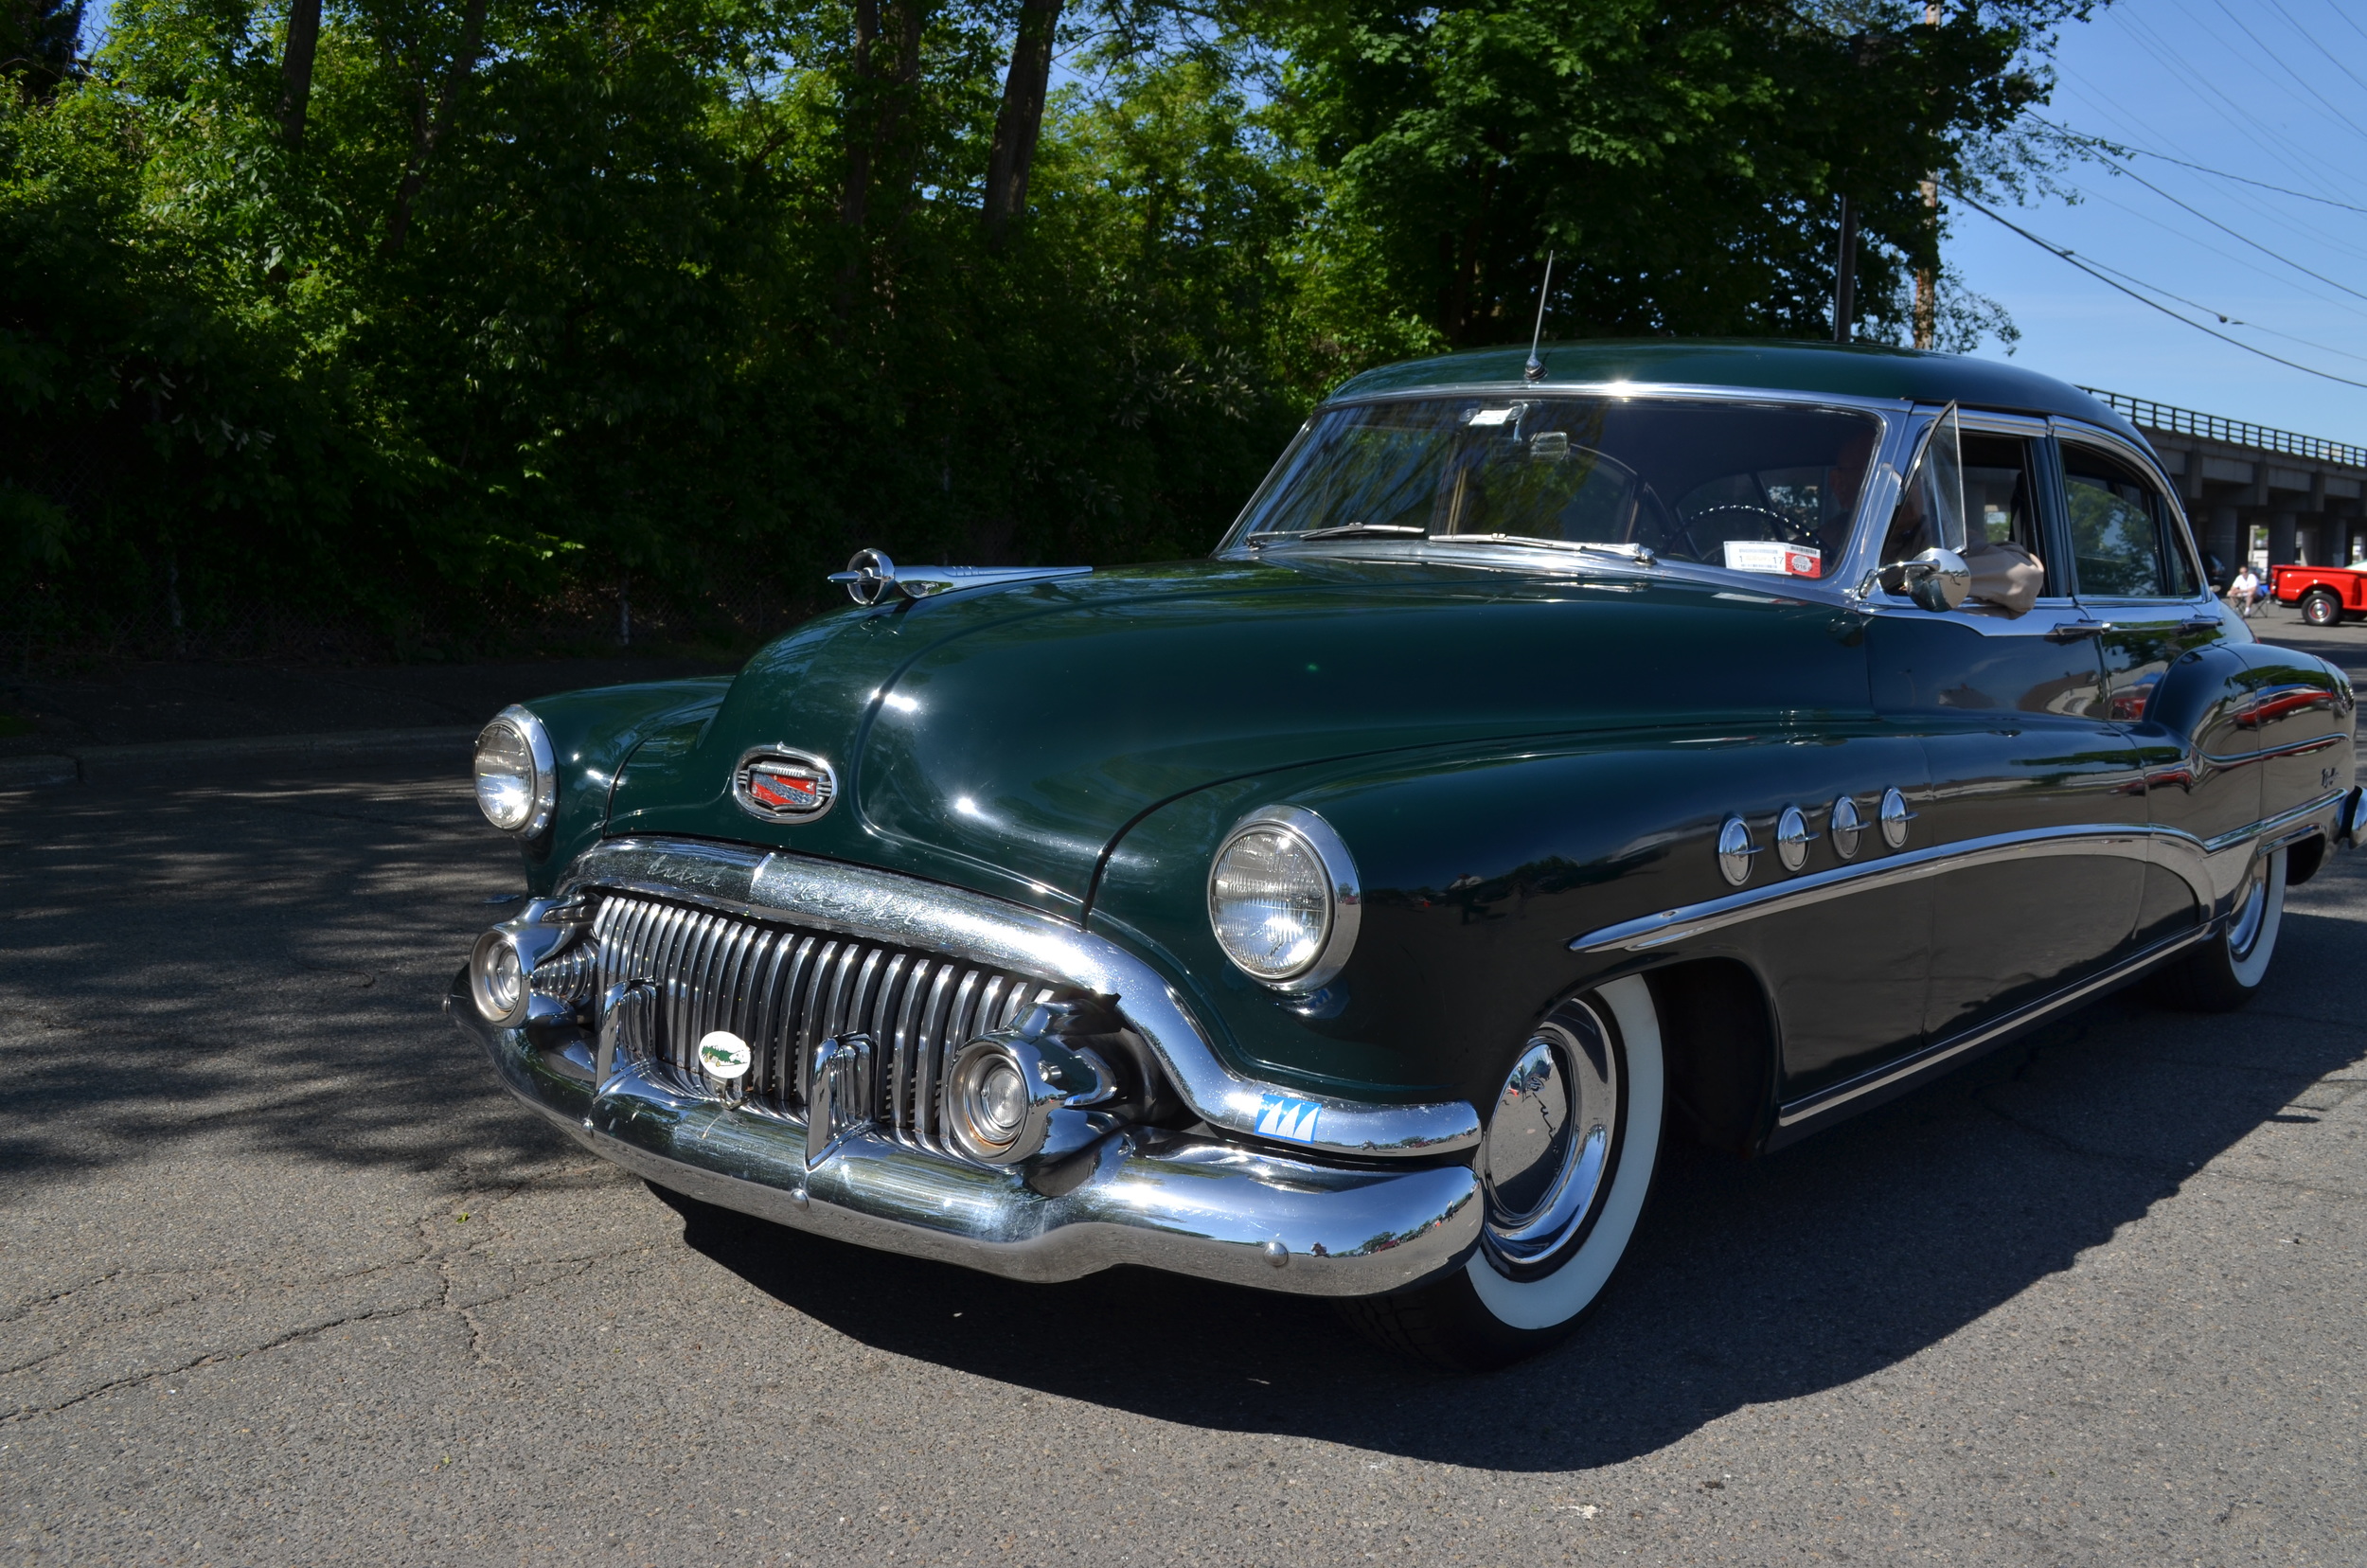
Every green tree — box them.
[1263,0,2081,347]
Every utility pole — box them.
[1913,1,1940,349]
[1833,196,1858,344]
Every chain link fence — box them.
[8,431,828,675]
[4,572,823,676]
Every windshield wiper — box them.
[1411,533,1661,567]
[1260,524,1428,544]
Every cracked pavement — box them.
[3,760,2363,1566]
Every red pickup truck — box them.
[2269,562,2367,626]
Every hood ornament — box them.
[828,548,1091,606]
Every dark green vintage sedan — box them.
[451,340,2363,1368]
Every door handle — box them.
[2046,620,2109,642]
[2176,618,2221,634]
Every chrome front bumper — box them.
[451,978,1482,1296]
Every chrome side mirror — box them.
[1879,547,1973,612]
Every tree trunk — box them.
[981,0,1061,250]
[839,0,881,230]
[1440,164,1497,344]
[876,0,926,219]
[280,0,323,152]
[383,0,489,257]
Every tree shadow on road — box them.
[669,924,2366,1471]
[9,766,2364,1473]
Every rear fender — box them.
[2138,641,2355,864]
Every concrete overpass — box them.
[2084,388,2367,573]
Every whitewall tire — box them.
[2158,846,2287,1012]
[1338,974,1664,1370]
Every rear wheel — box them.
[2155,846,2287,1012]
[1337,975,1664,1372]
[2302,591,2342,627]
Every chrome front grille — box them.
[583,892,1059,1146]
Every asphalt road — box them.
[5,703,2364,1565]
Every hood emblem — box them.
[735,749,837,823]
[829,548,1092,606]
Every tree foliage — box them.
[2,0,2088,643]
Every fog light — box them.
[943,1040,1053,1164]
[470,930,530,1026]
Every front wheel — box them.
[2154,846,2287,1012]
[1338,975,1664,1371]
[2302,591,2343,627]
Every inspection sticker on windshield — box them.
[1254,1094,1324,1143]
[1722,541,1821,578]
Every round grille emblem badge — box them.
[697,1030,753,1080]
[735,749,837,823]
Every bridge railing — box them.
[2081,387,2367,470]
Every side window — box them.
[1962,431,2046,580]
[2061,441,2198,598]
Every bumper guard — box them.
[450,977,1482,1297]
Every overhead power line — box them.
[1946,187,2367,393]
[2094,156,2367,308]
[2261,0,2367,98]
[2035,115,2367,216]
[2198,0,2367,149]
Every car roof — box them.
[1327,338,2143,441]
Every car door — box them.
[2058,424,2335,942]
[1866,414,2149,1045]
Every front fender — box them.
[516,678,734,893]
[1086,723,1927,1114]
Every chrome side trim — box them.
[1775,922,2215,1129]
[1570,824,2179,954]
[2201,790,2347,857]
[2200,733,2347,768]
[1568,797,2346,957]
[558,837,1482,1157]
[454,981,1481,1297]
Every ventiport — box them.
[448,841,1482,1296]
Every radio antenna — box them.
[1523,251,1557,383]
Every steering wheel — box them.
[1626,485,1700,559]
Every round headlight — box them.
[1207,806,1361,990]
[473,705,556,836]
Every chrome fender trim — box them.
[453,980,1481,1296]
[557,837,1483,1157]
[1568,798,2349,955]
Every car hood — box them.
[603,556,1870,915]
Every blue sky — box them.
[1950,0,2367,440]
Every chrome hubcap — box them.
[1479,998,1621,1275]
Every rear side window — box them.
[2062,440,2198,598]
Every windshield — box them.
[1227,396,1885,581]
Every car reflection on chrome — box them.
[448,340,2362,1370]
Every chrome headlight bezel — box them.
[1206,804,1362,992]
[473,704,558,838]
